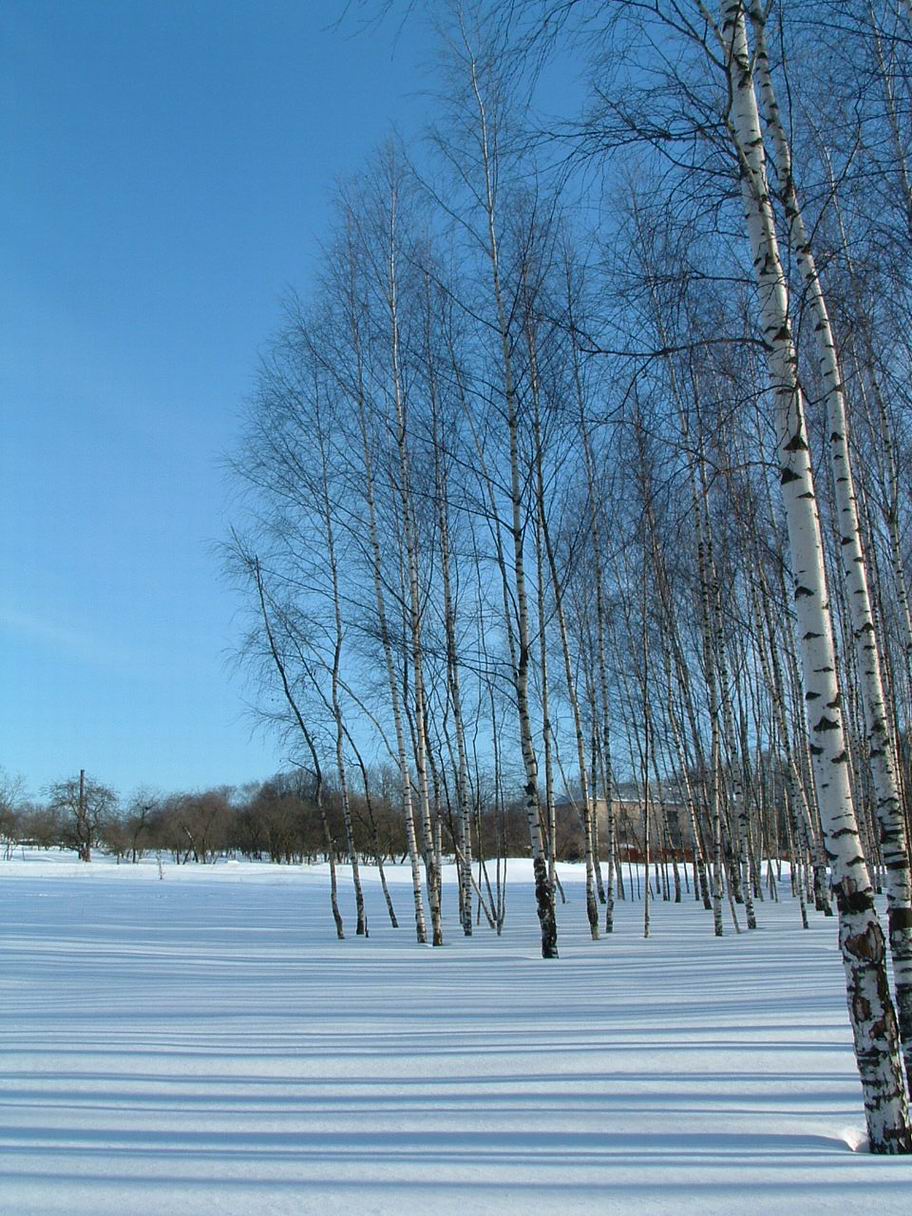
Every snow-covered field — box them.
[1,853,910,1215]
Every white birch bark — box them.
[468,51,557,957]
[386,192,444,947]
[750,570,811,928]
[640,564,653,939]
[568,283,617,930]
[649,495,712,910]
[691,457,725,936]
[751,2,912,1083]
[719,0,911,1149]
[526,292,600,940]
[719,638,756,928]
[346,731,399,928]
[639,274,716,916]
[534,491,558,894]
[872,378,912,674]
[665,657,712,910]
[329,553,367,938]
[312,404,368,938]
[433,419,474,936]
[350,311,428,946]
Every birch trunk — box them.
[386,198,444,947]
[347,733,399,928]
[691,455,725,936]
[350,311,427,946]
[316,415,367,938]
[534,495,559,894]
[427,289,474,937]
[469,51,557,957]
[720,0,911,1150]
[526,295,599,939]
[752,2,912,1084]
[566,263,616,927]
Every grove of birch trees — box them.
[229,1,912,1151]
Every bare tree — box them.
[48,770,117,863]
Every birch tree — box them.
[716,0,910,1148]
[749,0,912,1080]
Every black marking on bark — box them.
[814,716,839,731]
[845,930,882,964]
[784,432,808,452]
[837,888,873,916]
[853,992,873,1020]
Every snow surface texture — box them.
[1,854,910,1214]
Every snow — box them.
[1,854,910,1214]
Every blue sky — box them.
[1,0,440,798]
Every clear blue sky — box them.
[1,0,441,799]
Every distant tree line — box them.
[1,767,706,871]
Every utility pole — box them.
[78,769,88,863]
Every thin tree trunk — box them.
[251,556,344,940]
[468,51,556,957]
[349,287,427,945]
